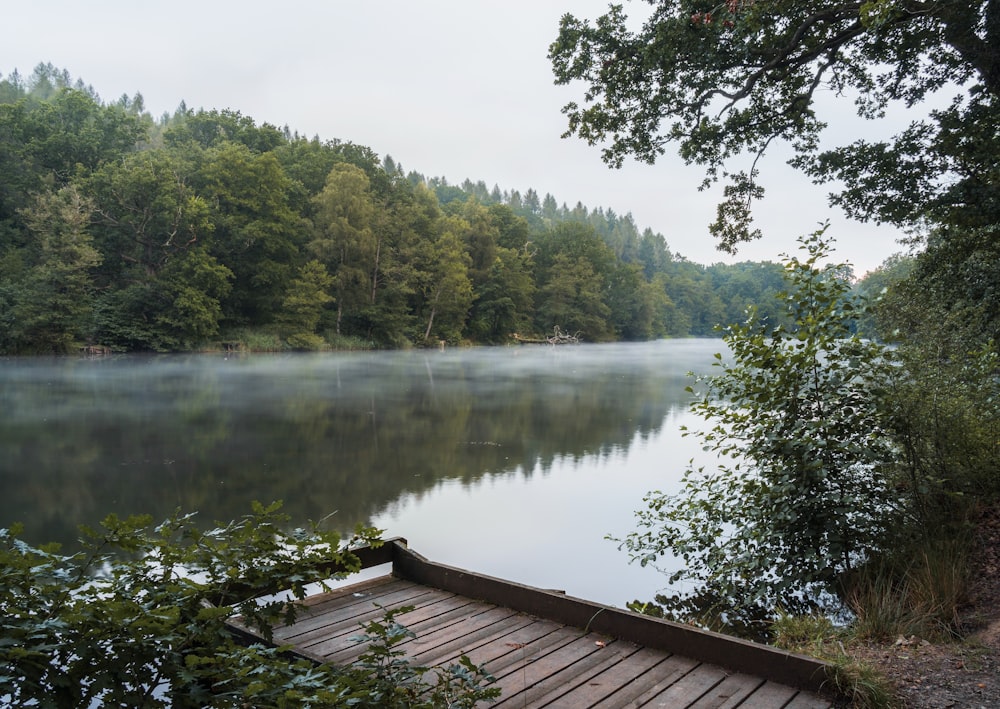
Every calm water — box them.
[0,340,724,608]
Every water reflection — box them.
[0,340,723,606]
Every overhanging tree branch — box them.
[550,0,1000,249]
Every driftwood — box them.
[513,326,581,345]
[80,344,112,356]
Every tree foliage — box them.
[0,63,797,353]
[863,246,1000,512]
[7,185,100,352]
[553,6,1000,639]
[0,503,499,708]
[549,0,1000,250]
[618,229,899,633]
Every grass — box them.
[845,536,971,642]
[769,529,976,708]
[215,329,382,353]
[220,328,287,353]
[323,332,375,350]
[771,614,899,708]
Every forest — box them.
[4,0,1000,700]
[0,63,802,355]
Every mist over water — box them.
[1,340,724,607]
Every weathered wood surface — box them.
[259,540,838,708]
[513,326,582,345]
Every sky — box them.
[6,0,915,275]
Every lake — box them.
[0,339,724,608]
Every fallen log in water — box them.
[513,326,581,345]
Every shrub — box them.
[617,228,900,634]
[0,503,497,707]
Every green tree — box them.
[416,217,473,344]
[274,135,347,211]
[358,181,445,347]
[649,272,684,335]
[550,1,1000,250]
[541,193,560,223]
[87,150,211,282]
[466,246,536,343]
[707,261,788,330]
[868,248,1000,512]
[456,200,499,289]
[606,261,659,340]
[904,224,1000,344]
[195,141,304,326]
[535,252,613,340]
[153,246,234,350]
[661,260,725,336]
[86,151,222,350]
[8,185,101,352]
[310,163,379,333]
[447,199,538,343]
[165,108,284,154]
[637,228,672,279]
[0,84,144,223]
[619,229,898,632]
[280,259,334,349]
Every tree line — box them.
[0,63,794,355]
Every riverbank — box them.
[852,501,1000,707]
[773,502,1000,707]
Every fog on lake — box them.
[0,340,724,608]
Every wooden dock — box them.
[238,540,839,708]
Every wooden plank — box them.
[287,590,457,660]
[588,654,700,709]
[498,640,647,708]
[307,593,478,663]
[389,542,834,694]
[488,632,619,703]
[373,592,479,632]
[404,606,527,663]
[640,663,728,706]
[464,623,584,678]
[317,597,502,665]
[408,612,544,670]
[688,673,765,708]
[538,647,679,708]
[273,579,431,640]
[728,681,800,708]
[274,577,413,626]
[295,574,404,609]
[275,584,449,645]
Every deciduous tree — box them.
[550,1,1000,249]
[9,185,100,352]
[281,259,334,349]
[618,229,898,632]
[416,220,473,344]
[310,163,379,336]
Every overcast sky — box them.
[7,0,913,274]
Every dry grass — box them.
[845,538,970,642]
[771,614,899,708]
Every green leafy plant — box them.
[331,605,500,708]
[0,503,498,708]
[618,227,900,634]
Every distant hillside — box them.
[0,63,789,354]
